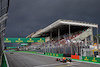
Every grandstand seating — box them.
[50,28,89,46]
[32,28,92,55]
[37,28,92,49]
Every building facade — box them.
[0,0,9,65]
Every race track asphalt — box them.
[5,52,100,67]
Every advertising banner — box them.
[82,56,100,63]
[44,52,63,57]
[71,55,80,59]
[4,38,45,43]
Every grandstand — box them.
[27,19,99,57]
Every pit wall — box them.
[16,51,37,54]
[14,51,63,57]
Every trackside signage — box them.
[82,56,100,63]
[44,52,63,57]
[4,38,45,43]
[71,55,80,59]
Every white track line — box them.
[34,63,70,67]
[4,53,9,67]
[34,62,78,67]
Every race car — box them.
[55,57,72,63]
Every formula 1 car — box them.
[55,57,72,63]
[10,52,14,54]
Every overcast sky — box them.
[5,0,100,38]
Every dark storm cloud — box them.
[5,0,100,37]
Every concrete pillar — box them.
[85,37,87,46]
[69,24,72,55]
[96,27,100,55]
[50,31,53,53]
[58,29,60,53]
[91,27,94,45]
[97,28,99,50]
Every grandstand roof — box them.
[26,32,35,38]
[31,19,98,38]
